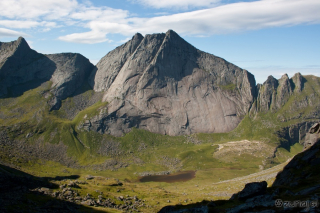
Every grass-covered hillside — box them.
[0,75,319,212]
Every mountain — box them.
[82,30,256,136]
[0,37,94,110]
[1,31,320,213]
[1,31,319,138]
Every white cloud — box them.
[0,20,57,29]
[131,0,320,36]
[0,0,76,32]
[70,6,129,22]
[0,27,29,37]
[131,0,221,9]
[1,0,320,44]
[58,30,110,44]
[57,0,320,43]
[0,0,78,20]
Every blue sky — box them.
[0,0,319,83]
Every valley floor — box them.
[0,158,290,213]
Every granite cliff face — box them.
[85,30,256,136]
[0,37,94,110]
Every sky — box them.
[0,0,319,84]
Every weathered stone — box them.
[291,72,303,92]
[309,123,320,134]
[257,75,278,111]
[86,175,94,180]
[81,199,94,206]
[88,30,256,136]
[90,33,144,91]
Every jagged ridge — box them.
[1,31,319,137]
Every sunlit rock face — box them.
[90,30,256,136]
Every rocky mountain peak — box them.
[16,36,30,48]
[90,32,144,92]
[0,37,30,67]
[276,73,293,108]
[84,30,256,136]
[164,29,183,41]
[132,32,144,41]
[291,72,303,92]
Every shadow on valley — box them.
[44,174,80,181]
[0,163,106,213]
[138,171,195,183]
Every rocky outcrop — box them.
[254,74,294,112]
[86,30,256,136]
[273,122,320,187]
[0,37,94,110]
[250,72,320,126]
[277,121,319,149]
[291,72,304,92]
[304,123,320,149]
[46,53,94,110]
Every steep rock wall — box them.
[84,30,256,136]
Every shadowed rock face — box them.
[89,30,256,136]
[273,122,320,187]
[47,53,94,110]
[0,37,48,97]
[0,37,94,110]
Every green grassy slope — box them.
[1,76,315,179]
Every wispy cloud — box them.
[0,20,57,29]
[0,0,78,20]
[59,0,320,43]
[130,0,221,9]
[0,0,320,44]
[0,0,77,34]
[58,30,110,44]
[0,27,29,37]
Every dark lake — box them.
[138,171,195,183]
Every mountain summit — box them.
[85,30,256,136]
